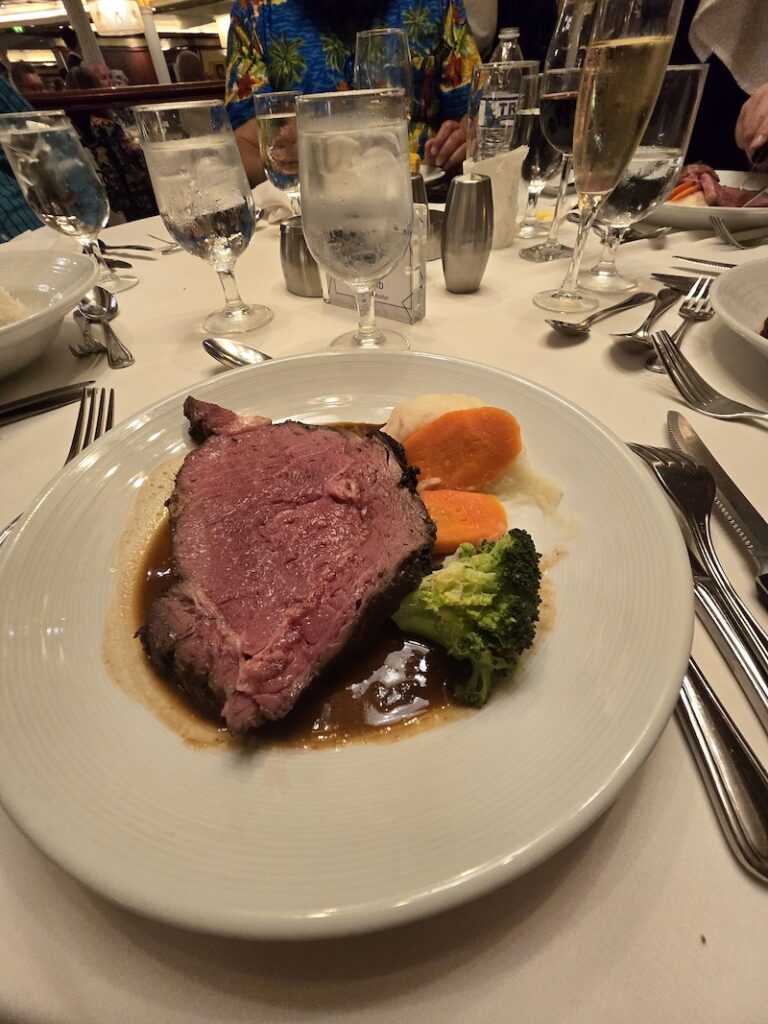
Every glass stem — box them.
[592,226,626,277]
[83,238,119,290]
[522,186,541,226]
[558,194,603,294]
[353,286,383,347]
[216,266,247,313]
[543,156,573,248]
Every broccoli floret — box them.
[392,529,541,708]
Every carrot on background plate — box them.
[669,182,701,202]
[422,490,508,555]
[404,407,522,491]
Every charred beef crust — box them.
[141,410,436,733]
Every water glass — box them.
[0,109,137,293]
[134,99,272,335]
[579,63,708,292]
[354,29,413,110]
[296,88,412,351]
[252,91,300,213]
[466,61,539,162]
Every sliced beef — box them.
[678,164,768,208]
[142,400,436,733]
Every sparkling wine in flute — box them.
[573,34,674,197]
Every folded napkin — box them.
[251,179,295,224]
[463,147,527,249]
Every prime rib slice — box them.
[141,397,436,733]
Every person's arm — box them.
[424,116,469,171]
[736,83,768,164]
[235,121,266,187]
[224,0,270,186]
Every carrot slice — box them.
[669,182,701,202]
[422,490,508,555]
[403,407,522,491]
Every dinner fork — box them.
[0,387,115,549]
[711,216,768,250]
[629,442,768,732]
[651,330,768,423]
[645,277,714,372]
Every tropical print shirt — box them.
[0,77,42,242]
[225,0,481,155]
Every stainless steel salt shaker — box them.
[279,215,323,297]
[441,173,493,293]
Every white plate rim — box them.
[0,350,694,938]
[710,257,768,354]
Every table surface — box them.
[2,214,768,1024]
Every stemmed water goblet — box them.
[354,29,413,109]
[533,0,685,314]
[296,88,413,351]
[517,75,563,238]
[0,110,138,293]
[252,91,300,214]
[578,63,708,292]
[134,99,273,335]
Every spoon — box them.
[203,336,272,368]
[545,291,655,337]
[609,287,681,351]
[78,288,135,370]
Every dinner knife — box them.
[668,411,768,609]
[0,381,94,428]
[651,273,708,292]
[672,255,737,270]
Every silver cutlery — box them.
[69,309,105,359]
[668,411,768,609]
[645,277,713,372]
[672,255,737,270]
[629,442,768,732]
[652,272,718,291]
[98,240,157,253]
[78,288,135,370]
[146,233,182,254]
[609,287,680,351]
[711,216,768,250]
[545,291,655,337]
[651,329,768,424]
[202,337,271,368]
[0,380,95,427]
[677,658,768,883]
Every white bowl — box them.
[0,251,99,380]
[710,258,768,360]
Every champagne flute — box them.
[519,0,596,263]
[533,0,685,313]
[354,29,413,110]
[252,91,300,214]
[579,63,707,291]
[134,100,273,335]
[0,109,138,293]
[296,88,412,351]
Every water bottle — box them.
[490,27,523,62]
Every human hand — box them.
[736,83,768,165]
[269,120,298,176]
[424,119,466,173]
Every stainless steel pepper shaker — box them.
[441,173,493,293]
[279,215,323,297]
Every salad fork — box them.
[711,216,768,250]
[651,330,768,423]
[629,442,768,732]
[645,277,713,372]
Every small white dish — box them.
[711,258,768,359]
[645,171,768,231]
[0,251,98,379]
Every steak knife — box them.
[668,410,768,609]
[0,381,95,427]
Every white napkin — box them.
[2,226,79,253]
[251,179,295,224]
[463,147,527,249]
[690,0,768,94]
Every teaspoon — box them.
[546,291,655,337]
[78,288,135,369]
[203,337,272,368]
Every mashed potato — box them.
[0,287,29,329]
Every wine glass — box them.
[354,29,413,109]
[134,100,273,335]
[0,109,138,293]
[466,61,539,162]
[579,63,708,291]
[533,0,685,313]
[517,76,563,238]
[296,88,413,351]
[519,0,596,264]
[252,91,300,214]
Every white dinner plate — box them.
[0,351,693,938]
[645,170,768,230]
[711,258,768,360]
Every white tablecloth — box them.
[1,217,768,1023]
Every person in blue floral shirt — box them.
[225,0,481,186]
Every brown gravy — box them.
[136,517,468,750]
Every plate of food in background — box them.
[645,165,768,230]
